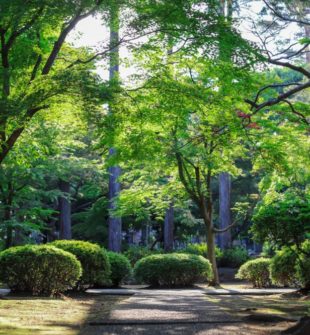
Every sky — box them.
[66,1,301,80]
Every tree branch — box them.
[175,152,199,203]
[262,0,310,26]
[42,6,99,75]
[6,6,45,51]
[268,59,310,79]
[245,80,310,112]
[283,99,309,125]
[0,105,48,164]
[213,222,235,234]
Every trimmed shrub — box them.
[219,247,249,268]
[134,253,212,287]
[50,240,110,289]
[107,252,132,287]
[0,245,81,296]
[179,243,223,261]
[236,258,271,288]
[124,246,163,265]
[270,247,298,287]
[295,240,310,289]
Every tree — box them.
[107,40,257,283]
[164,202,174,251]
[218,172,232,248]
[218,0,234,250]
[0,0,106,164]
[107,0,122,252]
[58,179,71,240]
[252,187,310,249]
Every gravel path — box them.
[108,289,238,323]
[83,289,296,335]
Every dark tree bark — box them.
[108,159,122,252]
[58,179,72,240]
[306,25,310,64]
[218,172,232,249]
[4,182,13,249]
[204,171,219,286]
[108,2,122,252]
[164,202,174,252]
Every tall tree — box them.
[218,0,234,249]
[164,202,174,251]
[107,1,122,252]
[58,179,72,239]
[218,172,232,248]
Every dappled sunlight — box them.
[0,294,125,335]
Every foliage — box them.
[179,243,223,261]
[124,245,163,265]
[134,253,212,287]
[72,198,109,246]
[49,240,110,289]
[219,247,249,268]
[261,242,277,258]
[295,240,310,289]
[236,258,271,288]
[270,247,298,287]
[0,245,81,296]
[106,251,132,287]
[252,188,310,247]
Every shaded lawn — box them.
[0,293,125,335]
[204,294,310,319]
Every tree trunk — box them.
[4,182,13,248]
[200,199,220,286]
[4,206,12,249]
[58,179,72,240]
[207,222,219,286]
[305,25,310,64]
[108,160,122,252]
[218,172,232,249]
[164,203,174,252]
[202,171,220,286]
[108,2,122,252]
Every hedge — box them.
[134,253,212,287]
[50,240,110,289]
[0,245,81,296]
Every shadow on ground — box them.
[78,289,309,335]
[0,289,308,335]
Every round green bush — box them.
[236,258,271,288]
[107,252,132,287]
[270,247,298,287]
[219,247,249,268]
[0,245,81,296]
[134,253,212,287]
[295,240,310,289]
[50,240,110,289]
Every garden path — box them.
[83,288,300,335]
